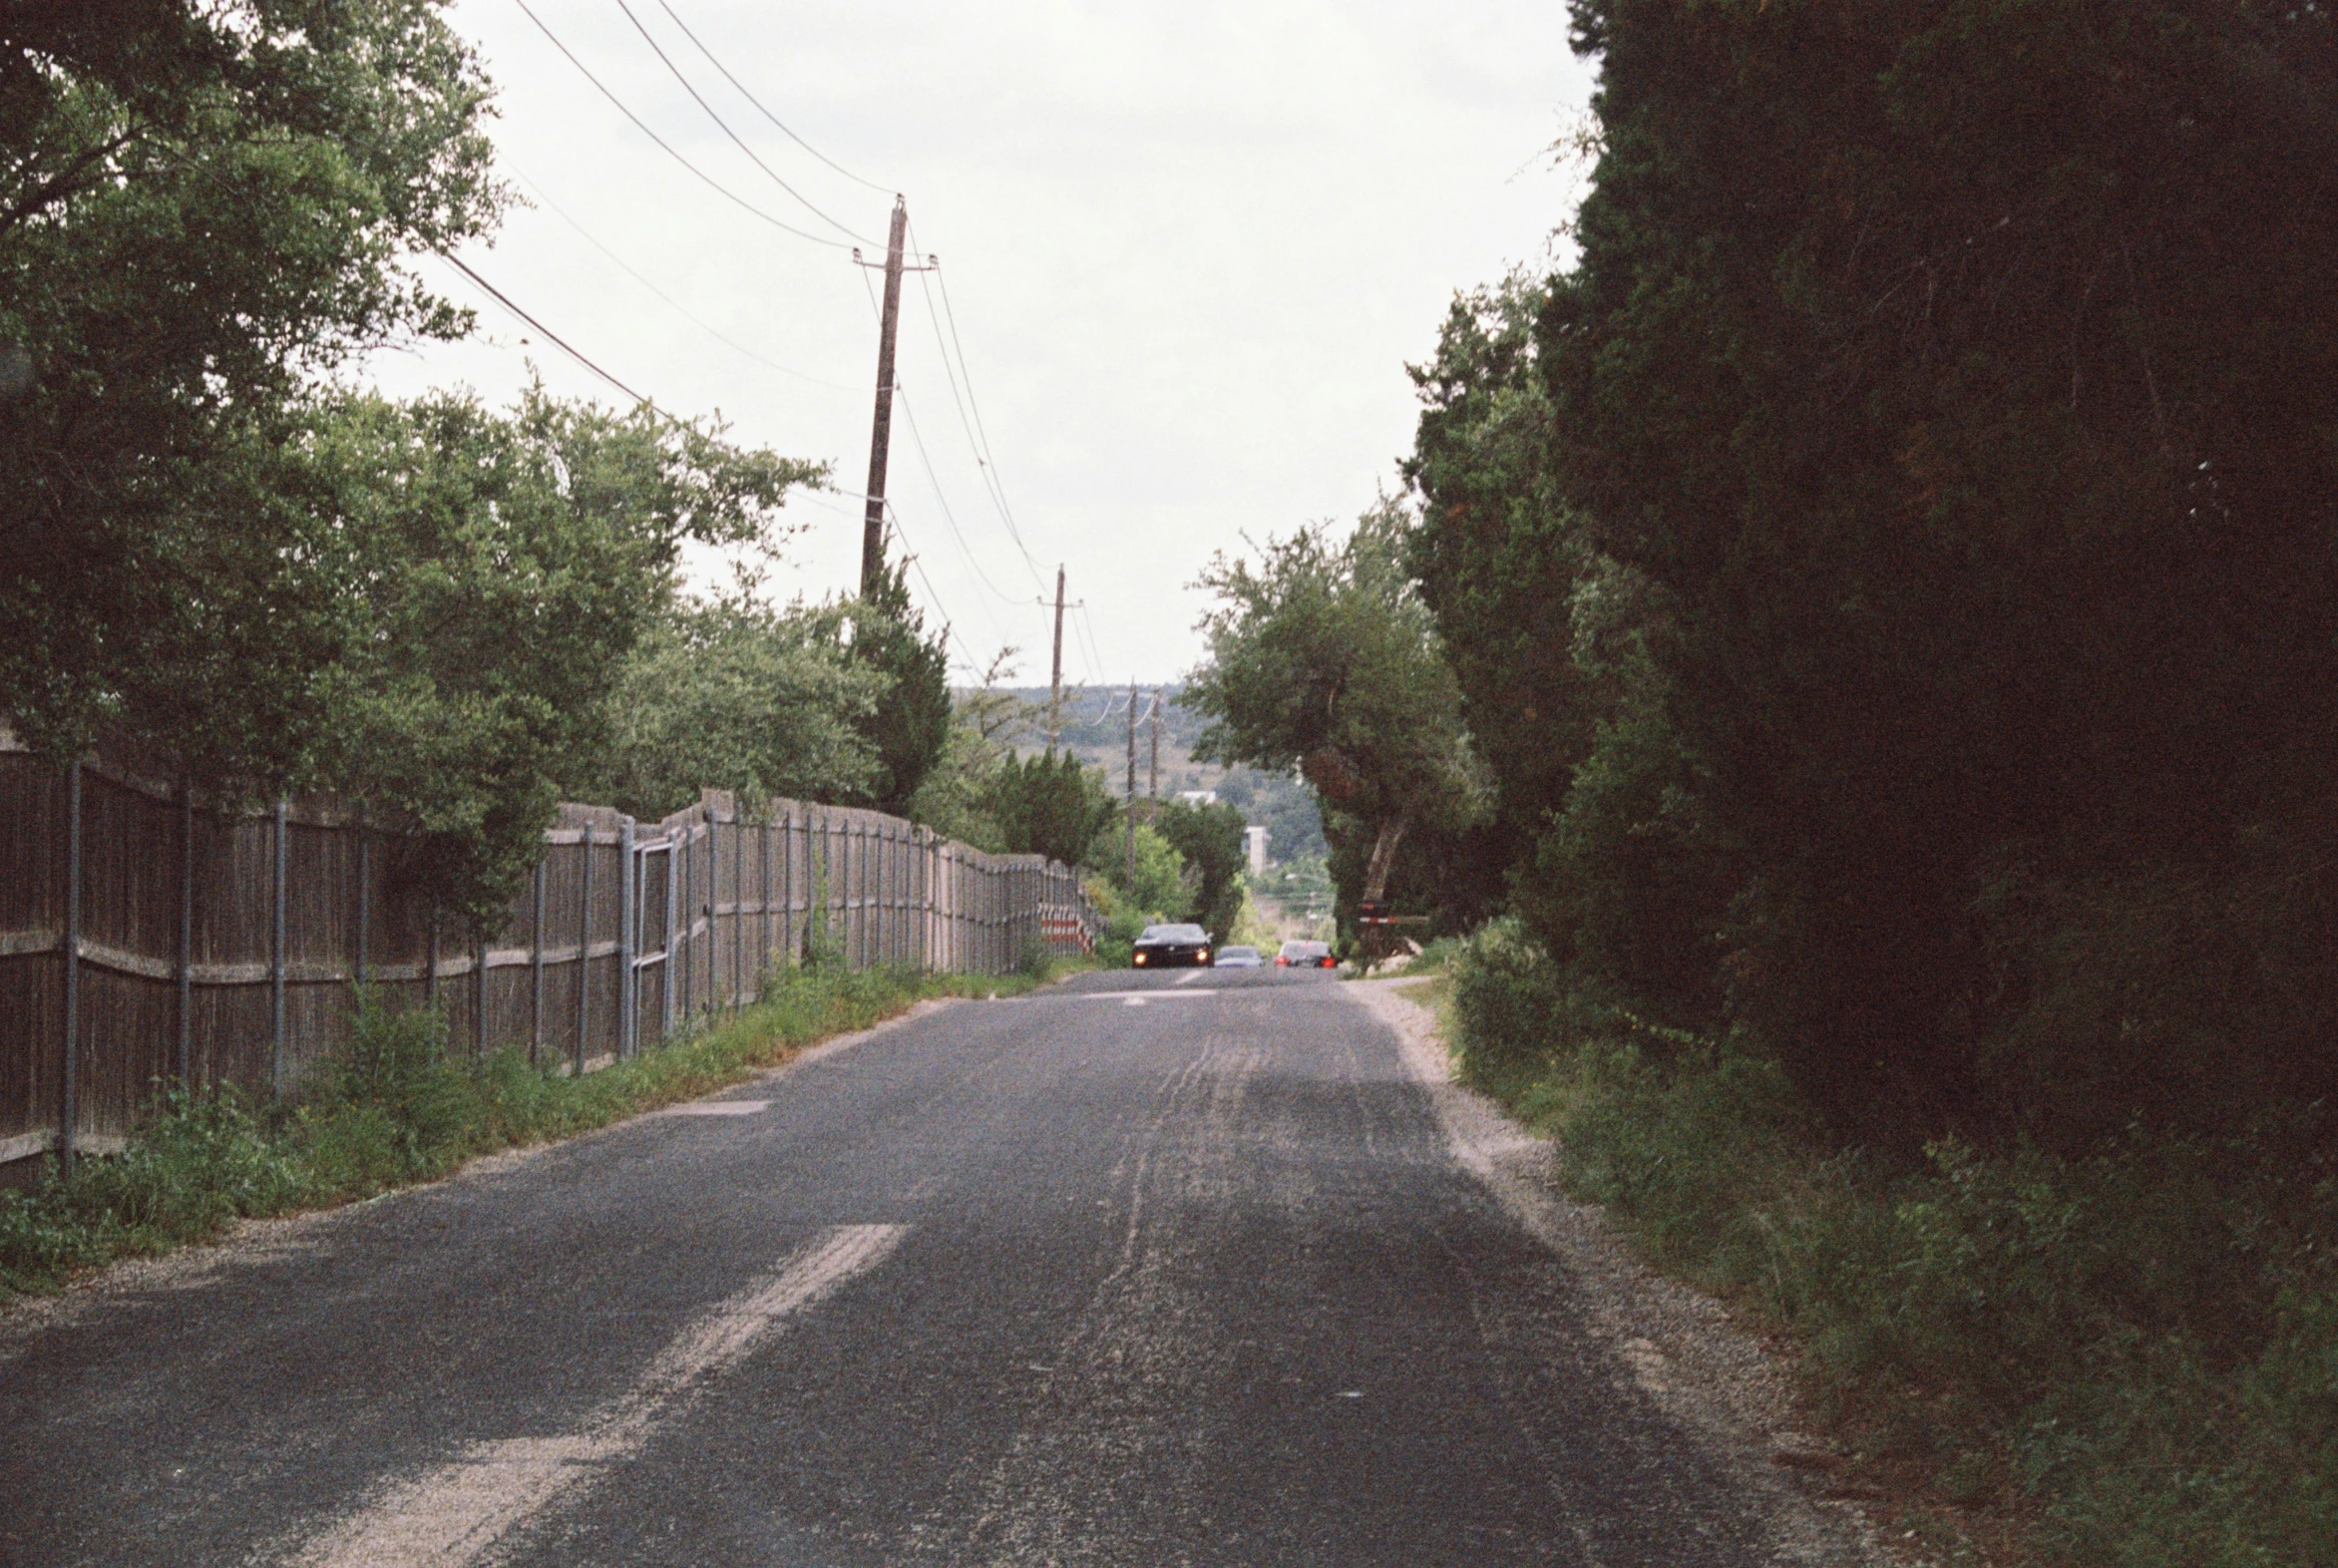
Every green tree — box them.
[305,386,822,922]
[1084,821,1189,924]
[595,595,883,826]
[0,0,501,782]
[902,647,1035,851]
[1403,269,1606,839]
[1540,0,2338,1136]
[1151,798,1247,944]
[846,562,952,815]
[987,749,1118,868]
[1186,499,1486,912]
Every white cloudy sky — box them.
[364,1,1597,686]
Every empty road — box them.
[0,969,1870,1566]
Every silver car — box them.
[1211,945,1263,969]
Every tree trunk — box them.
[1361,810,1411,906]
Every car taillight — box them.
[1275,956,1288,966]
[1320,956,1336,968]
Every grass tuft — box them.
[2,958,1084,1301]
[1439,917,2338,1567]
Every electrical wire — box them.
[895,389,1029,607]
[905,224,1051,593]
[435,249,650,406]
[512,0,856,250]
[611,0,884,247]
[653,0,894,195]
[882,508,983,672]
[508,167,863,391]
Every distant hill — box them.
[955,682,1327,862]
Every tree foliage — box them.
[987,749,1117,869]
[595,596,882,828]
[1185,500,1485,913]
[305,386,823,921]
[845,561,952,816]
[1499,0,2338,1142]
[1151,798,1247,943]
[0,0,502,780]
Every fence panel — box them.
[0,740,1099,1167]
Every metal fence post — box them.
[177,780,194,1087]
[355,825,370,992]
[531,858,545,1064]
[576,825,592,1076]
[271,799,287,1091]
[60,760,81,1175]
[673,822,687,1018]
[475,925,489,1057]
[662,834,678,1040]
[702,805,717,1012]
[732,806,745,1011]
[618,816,635,1059]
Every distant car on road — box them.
[1211,945,1262,969]
[1277,940,1337,970]
[1131,924,1212,969]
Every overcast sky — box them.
[363,1,1597,688]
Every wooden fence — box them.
[0,739,1101,1169]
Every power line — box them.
[611,0,883,248]
[653,0,894,195]
[507,167,862,391]
[882,508,984,672]
[512,0,857,251]
[905,224,1051,592]
[894,388,1029,606]
[435,250,649,406]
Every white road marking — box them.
[659,1100,768,1117]
[1172,970,1210,986]
[275,1225,907,1568]
[1122,997,1146,1007]
[1074,989,1218,1000]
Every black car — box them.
[1277,940,1337,970]
[1131,923,1212,969]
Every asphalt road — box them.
[0,968,1840,1566]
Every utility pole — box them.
[1125,680,1138,891]
[859,196,909,599]
[1047,566,1066,755]
[1148,692,1161,819]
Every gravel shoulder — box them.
[1349,976,1896,1568]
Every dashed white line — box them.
[273,1224,907,1568]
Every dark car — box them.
[1132,923,1212,969]
[1212,945,1263,969]
[1277,940,1337,970]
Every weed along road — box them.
[0,971,1873,1567]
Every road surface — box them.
[0,968,1868,1565]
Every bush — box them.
[0,963,1024,1300]
[1445,915,2338,1564]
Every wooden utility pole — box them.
[1047,566,1066,755]
[859,196,909,598]
[1124,681,1138,890]
[1148,692,1160,819]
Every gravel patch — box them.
[1349,977,1899,1567]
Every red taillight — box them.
[1276,956,1289,966]
[1320,956,1336,968]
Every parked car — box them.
[1277,940,1337,969]
[1132,923,1212,968]
[1212,945,1262,969]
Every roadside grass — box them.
[0,957,1088,1302]
[1434,917,2338,1568]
